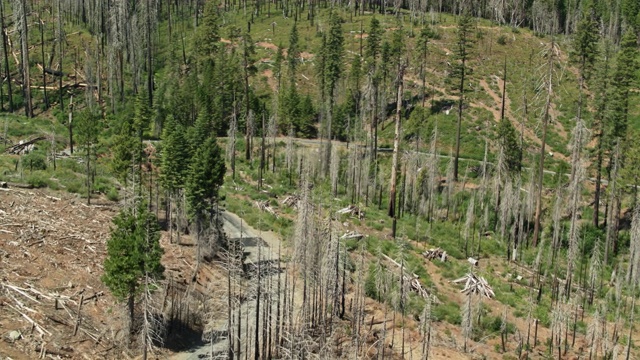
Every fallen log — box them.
[340,231,363,240]
[336,205,365,219]
[5,182,34,189]
[5,136,48,154]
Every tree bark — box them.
[389,63,405,239]
[0,1,13,112]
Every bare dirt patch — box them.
[262,69,277,91]
[256,41,278,51]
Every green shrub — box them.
[497,35,507,45]
[23,152,47,171]
[65,179,83,194]
[364,264,379,300]
[107,187,120,202]
[25,171,50,188]
[433,301,461,325]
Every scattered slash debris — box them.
[281,195,300,208]
[422,248,447,262]
[452,273,495,299]
[255,200,279,218]
[382,254,438,303]
[467,257,479,266]
[336,205,365,219]
[340,231,363,240]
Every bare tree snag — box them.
[532,38,557,247]
[388,61,406,239]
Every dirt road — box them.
[171,211,283,360]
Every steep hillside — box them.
[1,1,640,359]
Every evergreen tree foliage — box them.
[324,12,345,99]
[279,84,316,138]
[389,26,405,71]
[111,115,138,183]
[365,17,383,68]
[570,10,599,80]
[607,29,638,144]
[102,202,164,333]
[380,41,392,83]
[449,13,474,90]
[195,0,221,63]
[450,12,475,181]
[111,94,152,184]
[288,22,300,78]
[496,118,522,174]
[160,115,190,192]
[186,136,226,219]
[622,0,640,31]
[274,45,285,89]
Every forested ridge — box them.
[0,0,640,359]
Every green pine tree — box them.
[195,0,221,64]
[160,115,190,192]
[186,136,225,224]
[496,118,523,174]
[365,17,383,69]
[450,12,474,181]
[288,22,300,79]
[608,29,638,144]
[102,202,164,335]
[325,12,345,101]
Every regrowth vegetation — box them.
[1,0,640,359]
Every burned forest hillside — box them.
[2,0,640,359]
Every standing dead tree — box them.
[14,0,32,117]
[389,61,407,238]
[532,37,559,247]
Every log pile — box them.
[255,200,279,218]
[452,273,495,299]
[382,254,438,303]
[336,205,365,219]
[422,248,447,262]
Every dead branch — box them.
[381,254,438,303]
[8,304,51,336]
